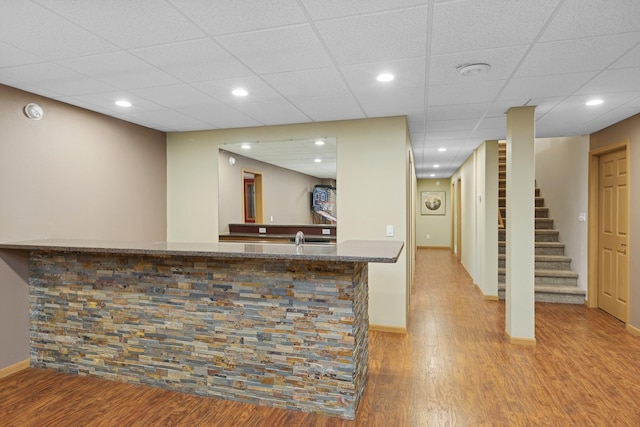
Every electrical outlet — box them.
[259,227,267,234]
[386,225,394,237]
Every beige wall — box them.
[416,179,451,247]
[0,84,167,369]
[218,150,321,232]
[591,113,640,328]
[449,140,498,297]
[167,117,412,329]
[534,136,589,293]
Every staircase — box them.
[497,142,586,304]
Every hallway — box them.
[1,248,640,425]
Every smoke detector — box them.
[457,63,491,76]
[24,103,44,120]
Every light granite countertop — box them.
[0,238,403,263]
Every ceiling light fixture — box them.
[376,73,395,82]
[430,174,436,177]
[457,63,491,76]
[585,98,603,106]
[433,164,440,168]
[115,100,132,107]
[241,143,251,149]
[232,88,249,97]
[315,139,325,146]
[438,147,447,152]
[314,158,322,163]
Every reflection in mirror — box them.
[218,138,337,239]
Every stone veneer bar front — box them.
[0,239,403,420]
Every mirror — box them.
[218,137,337,234]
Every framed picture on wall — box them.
[421,191,446,215]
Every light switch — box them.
[386,225,394,237]
[578,213,586,222]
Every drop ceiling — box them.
[1,0,639,178]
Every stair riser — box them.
[498,260,572,270]
[499,199,544,207]
[499,189,540,197]
[499,209,549,218]
[499,231,559,242]
[498,245,565,255]
[501,220,554,229]
[497,290,585,304]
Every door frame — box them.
[587,139,630,314]
[241,169,264,224]
[456,177,462,261]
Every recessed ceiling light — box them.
[586,99,603,106]
[241,143,251,150]
[433,164,440,168]
[315,140,325,146]
[232,88,249,97]
[430,174,436,177]
[376,73,395,82]
[314,158,322,163]
[115,100,132,107]
[438,147,447,152]
[457,63,491,76]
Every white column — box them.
[505,107,536,344]
[481,140,499,298]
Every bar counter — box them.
[0,238,403,419]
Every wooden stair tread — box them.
[497,268,578,278]
[497,283,586,295]
[498,254,571,262]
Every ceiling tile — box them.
[431,0,561,55]
[301,0,427,20]
[426,119,478,132]
[514,33,640,78]
[216,25,332,74]
[499,72,596,100]
[59,52,180,90]
[0,41,42,68]
[131,39,254,83]
[63,91,166,114]
[168,0,306,35]
[315,8,428,65]
[428,80,506,106]
[178,102,262,129]
[575,68,640,95]
[341,57,427,92]
[427,103,492,121]
[0,1,117,59]
[34,0,205,49]
[261,68,350,98]
[232,100,311,125]
[0,63,114,96]
[355,86,425,118]
[129,110,212,132]
[290,94,365,122]
[194,76,284,104]
[430,45,528,85]
[540,0,640,41]
[611,42,640,69]
[131,84,215,108]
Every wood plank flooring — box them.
[2,248,640,426]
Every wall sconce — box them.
[24,103,44,120]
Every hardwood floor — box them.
[2,248,640,426]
